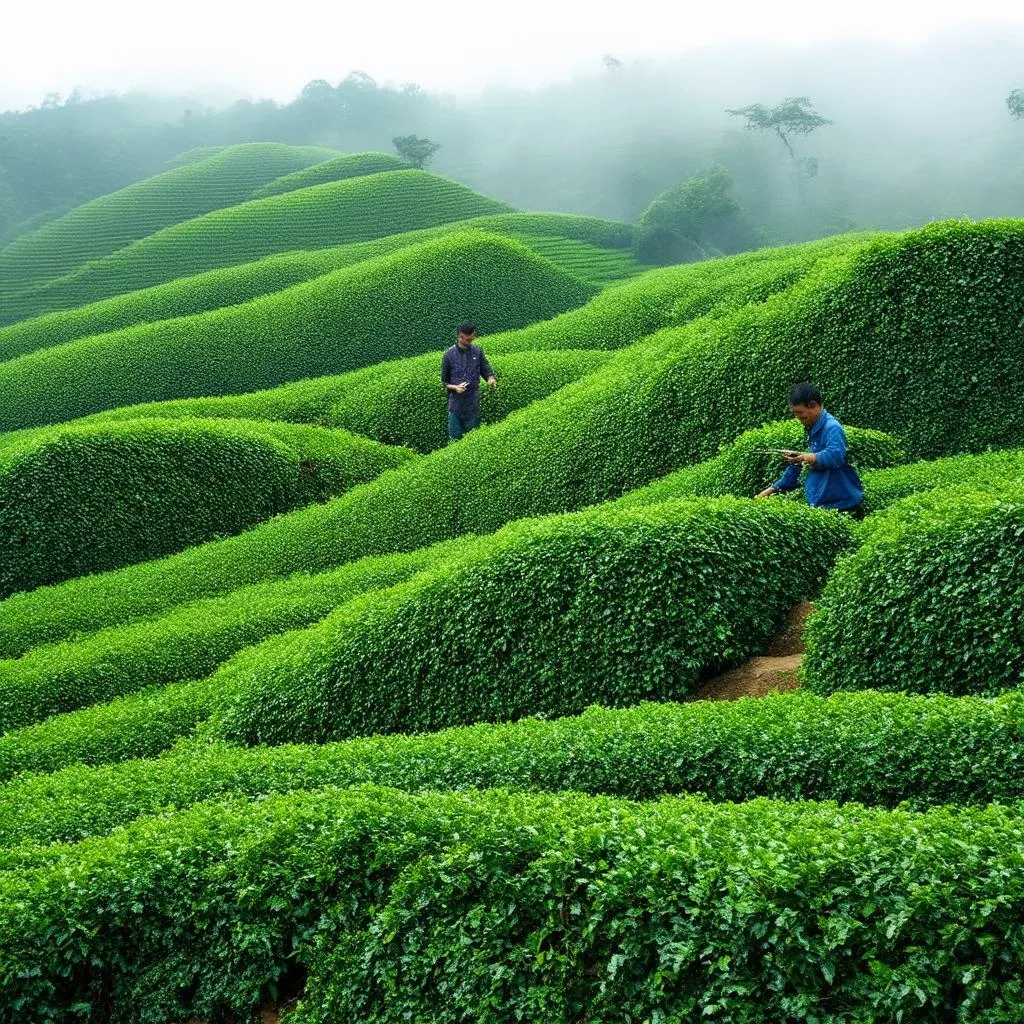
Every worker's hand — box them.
[756,486,776,499]
[451,382,468,394]
[486,376,497,390]
[783,451,816,465]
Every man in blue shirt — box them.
[441,320,497,442]
[756,383,865,518]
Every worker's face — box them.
[457,331,476,349]
[790,401,823,429]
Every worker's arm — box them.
[479,350,497,389]
[441,350,466,394]
[771,463,802,493]
[809,419,848,470]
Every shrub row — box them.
[803,484,1024,697]
[0,417,412,595]
[84,349,613,453]
[5,169,512,319]
[0,536,464,736]
[0,143,335,305]
[208,497,852,746]
[249,151,410,198]
[2,785,1024,1022]
[617,418,904,506]
[0,223,1002,655]
[0,232,595,431]
[3,687,1023,848]
[0,212,638,361]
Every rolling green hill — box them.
[250,151,411,198]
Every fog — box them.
[2,26,1023,251]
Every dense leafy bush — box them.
[0,232,595,430]
[210,497,851,746]
[803,485,1024,696]
[617,418,904,505]
[0,538,462,734]
[249,151,410,198]
[0,143,336,307]
[2,785,1024,1023]
[6,170,512,318]
[4,688,1024,848]
[85,349,613,453]
[0,418,412,595]
[0,212,637,360]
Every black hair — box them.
[457,320,477,336]
[789,382,822,407]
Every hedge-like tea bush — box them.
[210,497,851,746]
[0,143,336,307]
[0,212,636,360]
[249,151,410,198]
[2,785,1024,1023]
[4,688,1023,848]
[617,419,904,505]
[0,418,412,595]
[84,349,613,453]
[0,537,463,734]
[803,485,1024,696]
[0,232,595,431]
[6,170,512,318]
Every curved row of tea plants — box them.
[208,497,851,746]
[0,212,639,361]
[84,348,614,453]
[0,143,336,306]
[249,151,410,199]
[2,785,1023,1023]
[803,484,1024,697]
[6,170,512,319]
[0,417,412,596]
[0,232,595,431]
[3,687,1022,848]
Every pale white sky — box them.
[5,0,1024,111]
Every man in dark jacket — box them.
[441,320,497,441]
[757,382,865,517]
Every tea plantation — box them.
[0,147,1022,1023]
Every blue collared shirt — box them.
[772,410,864,510]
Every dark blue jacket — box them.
[772,410,864,510]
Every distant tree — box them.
[635,166,753,265]
[393,134,441,169]
[1008,88,1024,120]
[602,54,623,72]
[726,96,832,177]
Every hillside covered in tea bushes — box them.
[0,148,1022,1023]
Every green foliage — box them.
[0,232,596,430]
[0,537,462,736]
[3,170,513,321]
[635,166,751,264]
[0,143,336,303]
[1008,88,1024,120]
[392,134,441,169]
[83,349,613,453]
[3,786,1024,1022]
[726,95,833,159]
[0,212,635,361]
[209,497,851,746]
[249,151,410,199]
[5,688,1024,848]
[803,485,1024,696]
[0,418,412,595]
[617,418,904,506]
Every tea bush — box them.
[249,151,410,198]
[0,212,635,360]
[0,143,336,307]
[4,688,1023,848]
[0,537,464,734]
[6,170,512,317]
[2,786,1023,1023]
[803,485,1024,696]
[0,232,595,430]
[85,348,613,453]
[0,418,413,594]
[210,497,851,746]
